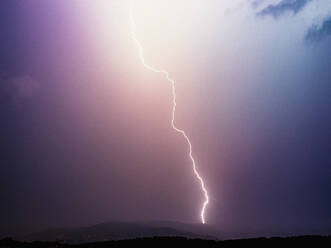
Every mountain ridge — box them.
[20,221,217,244]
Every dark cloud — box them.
[257,0,312,19]
[306,16,331,43]
[251,0,266,8]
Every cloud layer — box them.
[257,0,312,18]
[253,0,331,43]
[306,16,331,42]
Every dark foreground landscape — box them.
[1,236,331,248]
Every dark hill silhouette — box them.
[1,236,331,248]
[20,221,217,244]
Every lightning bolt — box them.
[129,2,209,224]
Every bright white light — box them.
[130,1,209,224]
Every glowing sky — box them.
[1,0,331,237]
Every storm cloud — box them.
[257,0,312,18]
[306,16,331,42]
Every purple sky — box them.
[1,0,331,237]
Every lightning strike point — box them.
[129,1,209,224]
